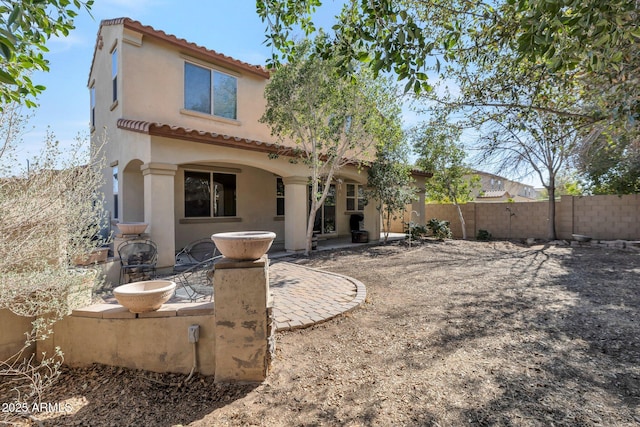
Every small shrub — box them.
[405,222,429,240]
[477,229,492,241]
[427,218,452,239]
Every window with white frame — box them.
[184,62,237,120]
[346,183,365,211]
[276,177,285,216]
[184,170,237,217]
[111,48,117,103]
[112,166,119,219]
[90,86,95,127]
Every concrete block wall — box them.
[573,195,640,240]
[397,195,640,241]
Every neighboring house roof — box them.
[89,18,270,86]
[478,190,511,198]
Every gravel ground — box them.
[10,239,640,426]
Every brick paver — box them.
[269,262,366,331]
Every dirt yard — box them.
[12,240,640,426]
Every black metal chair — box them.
[173,256,223,301]
[174,238,218,273]
[118,239,158,284]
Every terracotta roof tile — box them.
[116,118,287,155]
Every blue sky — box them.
[19,0,346,169]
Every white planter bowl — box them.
[211,231,276,261]
[117,222,148,235]
[113,280,176,313]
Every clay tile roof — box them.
[89,17,270,85]
[116,118,289,155]
[479,190,511,198]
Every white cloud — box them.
[48,33,89,53]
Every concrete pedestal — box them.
[213,255,274,383]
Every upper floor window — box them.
[111,49,118,103]
[276,177,285,216]
[184,62,237,120]
[184,170,237,218]
[346,183,365,211]
[90,86,95,127]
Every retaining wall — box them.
[37,303,216,375]
[0,309,35,362]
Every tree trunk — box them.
[454,202,467,240]
[384,205,392,243]
[305,200,318,256]
[547,184,557,240]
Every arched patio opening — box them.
[122,159,144,222]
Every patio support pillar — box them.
[141,163,177,268]
[283,176,308,252]
[414,189,426,225]
[213,255,273,382]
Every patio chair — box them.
[174,238,218,272]
[173,256,223,301]
[118,239,158,284]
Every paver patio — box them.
[269,261,366,331]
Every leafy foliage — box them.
[261,37,401,254]
[0,104,107,413]
[366,140,417,243]
[412,119,477,239]
[256,0,639,195]
[426,218,452,240]
[0,0,93,108]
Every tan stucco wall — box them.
[0,309,35,362]
[39,312,216,375]
[119,30,274,144]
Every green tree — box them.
[257,0,639,112]
[577,131,640,195]
[366,140,416,243]
[413,120,478,240]
[261,38,400,254]
[256,0,639,193]
[0,0,93,108]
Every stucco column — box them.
[363,190,381,242]
[214,256,273,382]
[141,163,177,268]
[283,176,308,252]
[413,189,426,225]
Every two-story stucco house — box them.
[89,18,424,267]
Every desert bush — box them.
[427,218,452,240]
[0,104,107,418]
[405,222,429,240]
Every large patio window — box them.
[346,183,366,211]
[184,62,237,120]
[184,170,236,217]
[310,184,336,234]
